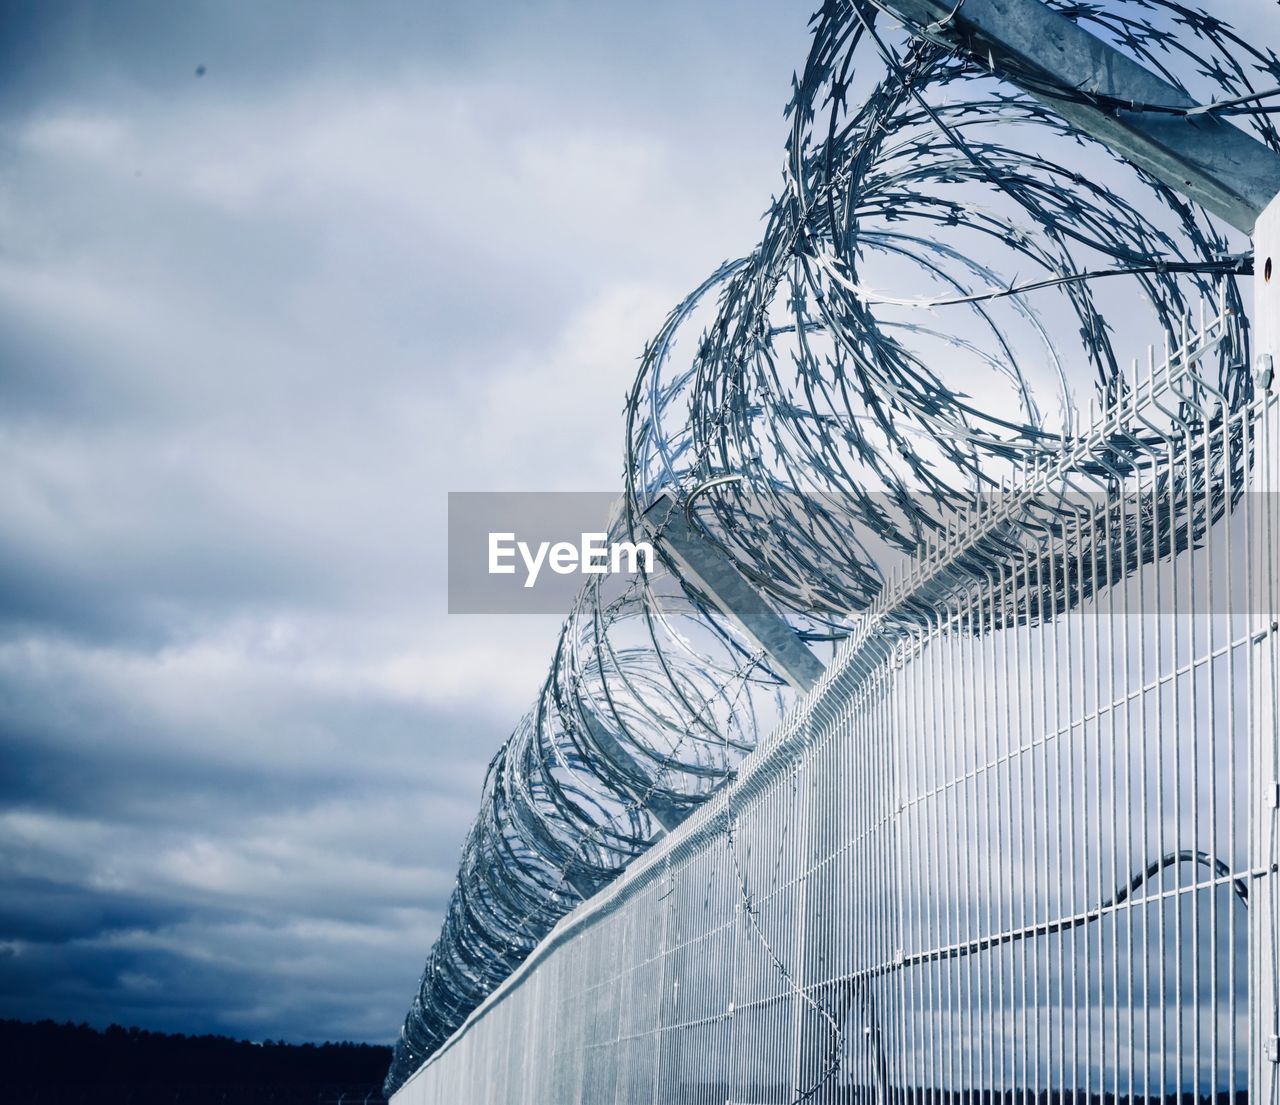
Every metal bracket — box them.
[644,493,825,693]
[878,0,1280,231]
[579,708,686,833]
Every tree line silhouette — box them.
[0,1019,391,1104]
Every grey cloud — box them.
[0,0,805,1048]
[0,875,197,944]
[0,910,434,1041]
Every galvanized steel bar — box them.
[876,0,1280,232]
[643,494,826,694]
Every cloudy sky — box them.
[0,0,812,1043]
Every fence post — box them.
[1251,194,1280,1105]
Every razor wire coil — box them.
[385,1,1278,1093]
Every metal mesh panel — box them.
[392,303,1278,1104]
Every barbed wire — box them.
[385,0,1277,1093]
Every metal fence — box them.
[392,296,1279,1104]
